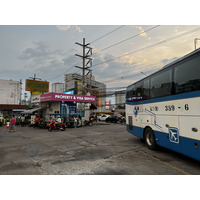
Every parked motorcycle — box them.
[119,117,126,124]
[84,117,94,126]
[48,122,66,131]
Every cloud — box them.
[57,25,71,31]
[56,25,83,33]
[75,26,83,33]
[138,58,148,65]
[136,26,147,37]
[18,41,77,83]
[119,52,135,64]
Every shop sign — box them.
[105,101,110,110]
[31,95,41,103]
[63,90,74,94]
[40,93,96,103]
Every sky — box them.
[1,24,200,102]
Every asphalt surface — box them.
[0,122,200,175]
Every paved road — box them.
[0,122,200,175]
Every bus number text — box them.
[165,105,175,111]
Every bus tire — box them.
[144,128,157,150]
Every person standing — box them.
[6,120,10,133]
[34,116,40,128]
[10,115,16,132]
[74,116,78,128]
[21,115,25,127]
[78,115,82,126]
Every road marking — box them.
[140,150,191,175]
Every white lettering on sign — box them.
[77,96,84,100]
[84,97,95,101]
[55,95,73,100]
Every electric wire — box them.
[97,25,160,52]
[46,25,159,81]
[92,26,200,68]
[90,25,125,44]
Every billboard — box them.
[77,81,87,95]
[90,89,102,107]
[26,79,49,93]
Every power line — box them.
[46,26,132,81]
[92,27,200,68]
[47,59,82,81]
[46,26,124,81]
[98,25,160,52]
[90,25,125,44]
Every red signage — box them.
[40,93,96,103]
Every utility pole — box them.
[86,69,92,95]
[29,74,41,81]
[28,74,42,105]
[75,38,92,95]
[20,79,22,105]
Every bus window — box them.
[126,84,136,101]
[143,79,150,100]
[150,69,172,99]
[174,55,200,94]
[136,81,143,97]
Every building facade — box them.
[115,90,126,108]
[52,82,64,93]
[23,92,97,123]
[0,79,26,117]
[0,79,21,104]
[64,73,106,110]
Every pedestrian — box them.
[6,119,10,133]
[21,115,25,127]
[34,115,40,128]
[10,115,16,132]
[74,115,78,128]
[78,115,82,126]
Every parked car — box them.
[105,115,121,123]
[99,114,110,121]
[96,113,102,120]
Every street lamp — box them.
[141,71,147,77]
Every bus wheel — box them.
[144,128,157,150]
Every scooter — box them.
[48,122,66,131]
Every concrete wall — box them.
[52,83,64,93]
[41,102,60,119]
[0,79,21,104]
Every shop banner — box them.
[41,93,96,103]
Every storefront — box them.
[0,104,26,118]
[40,93,96,121]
